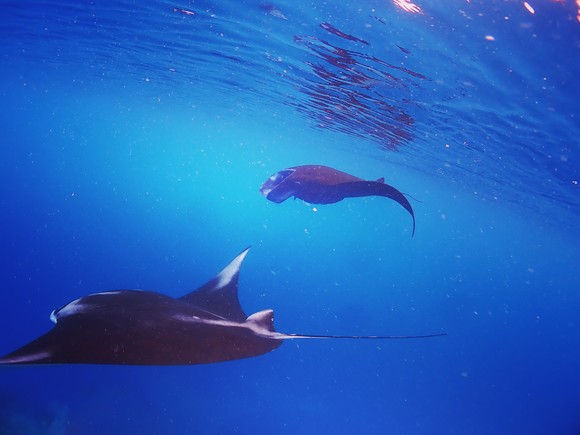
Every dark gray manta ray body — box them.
[0,248,444,366]
[260,165,416,237]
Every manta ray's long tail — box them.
[278,332,447,340]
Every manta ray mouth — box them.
[259,186,272,196]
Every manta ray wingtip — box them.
[231,246,251,267]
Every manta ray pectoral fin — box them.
[0,325,67,365]
[0,349,54,365]
[340,181,416,237]
[178,247,251,322]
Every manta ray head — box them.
[259,168,296,203]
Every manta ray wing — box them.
[178,247,249,322]
[337,181,416,237]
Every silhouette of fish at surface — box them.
[0,248,444,365]
[260,165,416,236]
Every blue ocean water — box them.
[1,0,579,433]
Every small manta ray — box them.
[260,165,416,237]
[0,248,444,365]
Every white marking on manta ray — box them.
[3,351,52,363]
[50,298,88,323]
[50,291,133,323]
[215,249,249,289]
[92,291,127,296]
[169,309,277,338]
[171,314,201,321]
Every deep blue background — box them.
[1,0,579,434]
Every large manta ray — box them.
[260,165,416,237]
[0,249,444,365]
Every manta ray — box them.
[260,165,416,237]
[0,248,444,365]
